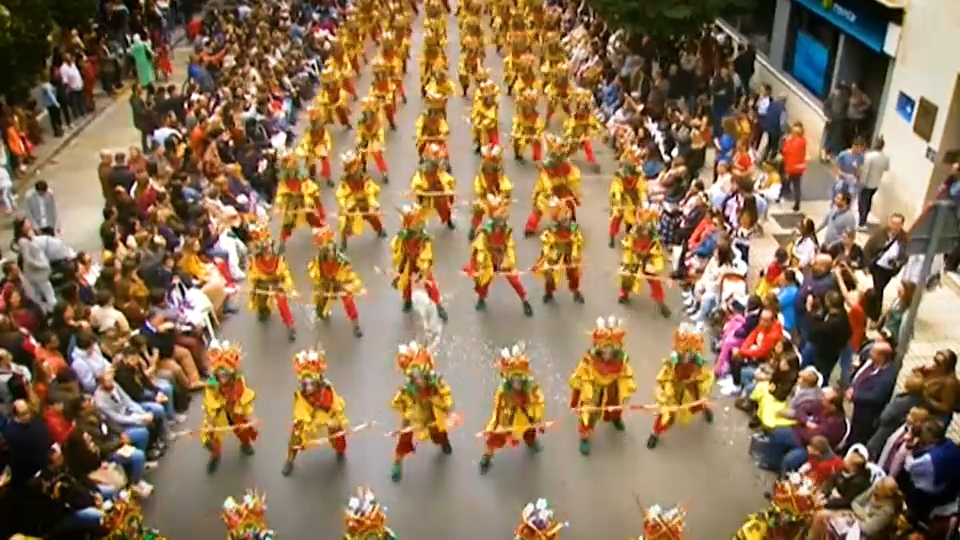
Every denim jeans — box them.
[124,425,150,451]
[145,379,176,419]
[74,507,104,524]
[110,446,147,481]
[782,447,809,474]
[97,484,118,499]
[763,427,803,469]
[741,365,759,395]
[695,294,718,323]
[838,344,854,390]
[138,401,167,430]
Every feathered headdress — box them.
[516,498,568,540]
[671,323,704,362]
[396,340,434,374]
[497,343,530,376]
[399,203,426,230]
[424,92,446,111]
[480,144,503,169]
[343,486,390,535]
[222,491,274,540]
[102,490,167,540]
[642,504,686,540]
[341,150,364,174]
[592,315,626,348]
[209,339,242,374]
[293,348,327,381]
[479,80,498,98]
[546,196,572,221]
[635,207,659,227]
[248,218,273,251]
[312,225,337,247]
[481,194,510,220]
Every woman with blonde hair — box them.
[177,236,230,315]
[808,477,902,539]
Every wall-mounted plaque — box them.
[913,97,938,142]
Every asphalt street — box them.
[19,12,768,539]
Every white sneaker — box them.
[145,460,159,470]
[173,413,188,424]
[133,480,154,498]
[717,375,734,388]
[720,384,742,397]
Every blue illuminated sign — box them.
[793,0,891,53]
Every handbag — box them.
[88,461,128,489]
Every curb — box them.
[2,30,193,232]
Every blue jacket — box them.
[692,230,720,257]
[778,284,799,332]
[761,100,784,134]
[851,362,897,411]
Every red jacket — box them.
[781,135,807,176]
[804,453,844,486]
[43,408,73,446]
[686,218,716,249]
[740,321,784,360]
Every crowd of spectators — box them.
[0,0,340,536]
[559,6,959,538]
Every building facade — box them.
[722,0,960,221]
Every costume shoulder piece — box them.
[640,504,686,540]
[344,487,393,537]
[101,489,167,540]
[222,490,274,539]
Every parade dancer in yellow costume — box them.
[410,143,456,229]
[315,66,353,130]
[327,37,358,101]
[276,152,325,243]
[337,150,388,250]
[201,340,257,474]
[369,59,398,130]
[478,343,544,473]
[607,151,649,246]
[390,204,448,319]
[282,348,350,476]
[415,94,451,165]
[307,226,365,338]
[389,341,455,482]
[355,97,391,181]
[503,18,531,95]
[221,491,274,539]
[458,35,484,97]
[379,32,407,105]
[419,30,448,97]
[511,87,543,162]
[647,324,715,449]
[617,208,671,317]
[344,487,398,540]
[543,62,573,122]
[470,81,499,152]
[569,316,637,455]
[514,499,569,540]
[531,197,585,304]
[425,68,456,119]
[341,8,366,71]
[246,222,297,341]
[540,30,565,69]
[512,52,541,96]
[297,108,335,187]
[563,87,603,172]
[469,144,513,238]
[523,134,581,236]
[491,1,511,53]
[464,194,533,315]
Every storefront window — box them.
[784,5,840,98]
[724,0,777,55]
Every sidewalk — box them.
[749,158,960,435]
[7,25,190,208]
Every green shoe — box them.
[704,409,715,424]
[528,440,542,454]
[240,444,255,456]
[475,298,486,311]
[390,462,402,482]
[608,237,615,248]
[402,300,413,313]
[646,434,659,449]
[281,460,294,476]
[573,292,585,304]
[206,456,220,475]
[522,300,533,316]
[437,306,449,322]
[441,442,453,455]
[578,439,590,456]
[468,228,476,241]
[479,454,492,474]
[542,293,554,304]
[612,419,626,432]
[378,230,388,238]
